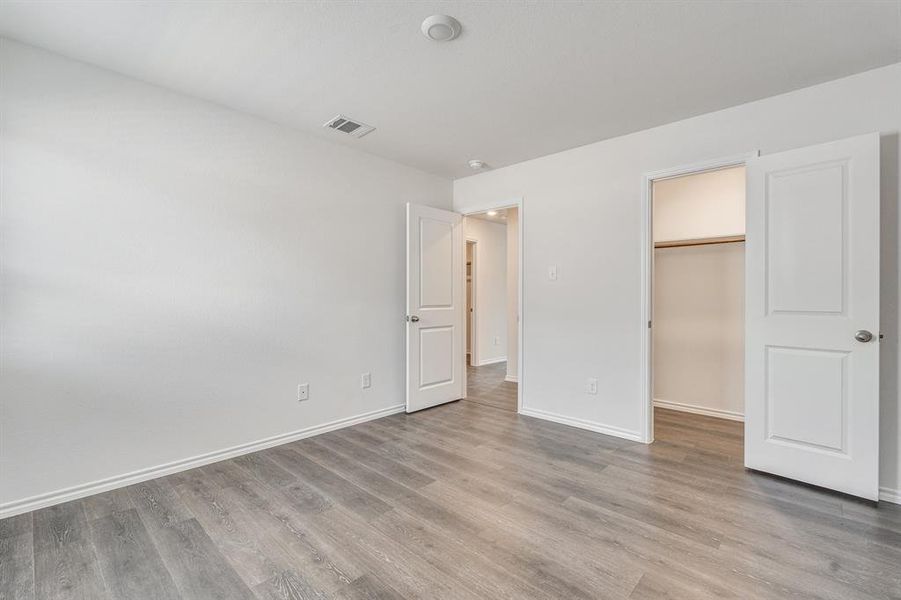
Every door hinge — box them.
[648,320,652,329]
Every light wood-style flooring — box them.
[465,361,516,412]
[2,365,900,599]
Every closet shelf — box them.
[655,235,745,249]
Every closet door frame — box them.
[638,151,759,444]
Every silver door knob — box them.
[855,330,873,343]
[408,315,420,322]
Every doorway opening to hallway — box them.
[464,207,519,412]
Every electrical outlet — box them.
[297,383,309,402]
[361,372,371,389]
[586,377,598,395]
[548,265,558,281]
[494,336,500,346]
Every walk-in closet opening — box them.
[651,165,746,454]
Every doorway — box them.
[641,155,750,448]
[649,164,747,457]
[463,207,520,412]
[405,199,522,415]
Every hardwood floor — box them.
[465,361,516,412]
[3,372,900,599]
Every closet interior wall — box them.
[652,167,746,421]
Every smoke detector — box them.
[323,115,375,138]
[421,15,462,42]
[468,159,489,171]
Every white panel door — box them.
[406,203,464,412]
[745,133,880,500]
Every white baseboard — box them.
[477,356,507,366]
[519,407,642,442]
[0,403,405,520]
[653,398,744,422]
[881,487,901,505]
[504,374,519,383]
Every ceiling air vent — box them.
[323,115,375,138]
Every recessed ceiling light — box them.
[487,210,498,217]
[468,159,488,170]
[421,15,462,42]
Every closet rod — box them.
[655,235,745,249]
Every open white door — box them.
[406,203,464,412]
[745,133,880,500]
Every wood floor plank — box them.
[387,432,575,506]
[32,502,108,600]
[173,476,288,587]
[87,508,180,600]
[78,487,135,522]
[369,489,596,600]
[215,477,361,596]
[127,479,194,533]
[0,524,34,600]
[306,505,481,600]
[317,430,435,489]
[416,479,630,600]
[0,513,32,540]
[367,509,542,600]
[560,495,813,600]
[267,445,392,523]
[292,439,422,505]
[333,575,405,600]
[129,477,255,600]
[145,517,256,600]
[251,569,329,600]
[629,571,736,600]
[333,428,516,507]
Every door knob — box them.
[408,315,420,323]
[855,330,873,343]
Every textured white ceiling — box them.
[1,1,899,178]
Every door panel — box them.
[746,133,879,500]
[766,346,847,452]
[419,326,454,386]
[767,162,846,314]
[406,203,464,412]
[420,219,454,307]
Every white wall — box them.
[0,41,451,514]
[653,166,746,242]
[454,62,901,500]
[463,217,507,365]
[653,243,745,419]
[506,208,520,382]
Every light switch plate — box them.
[361,372,371,389]
[586,378,598,395]
[548,265,558,281]
[298,383,310,401]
